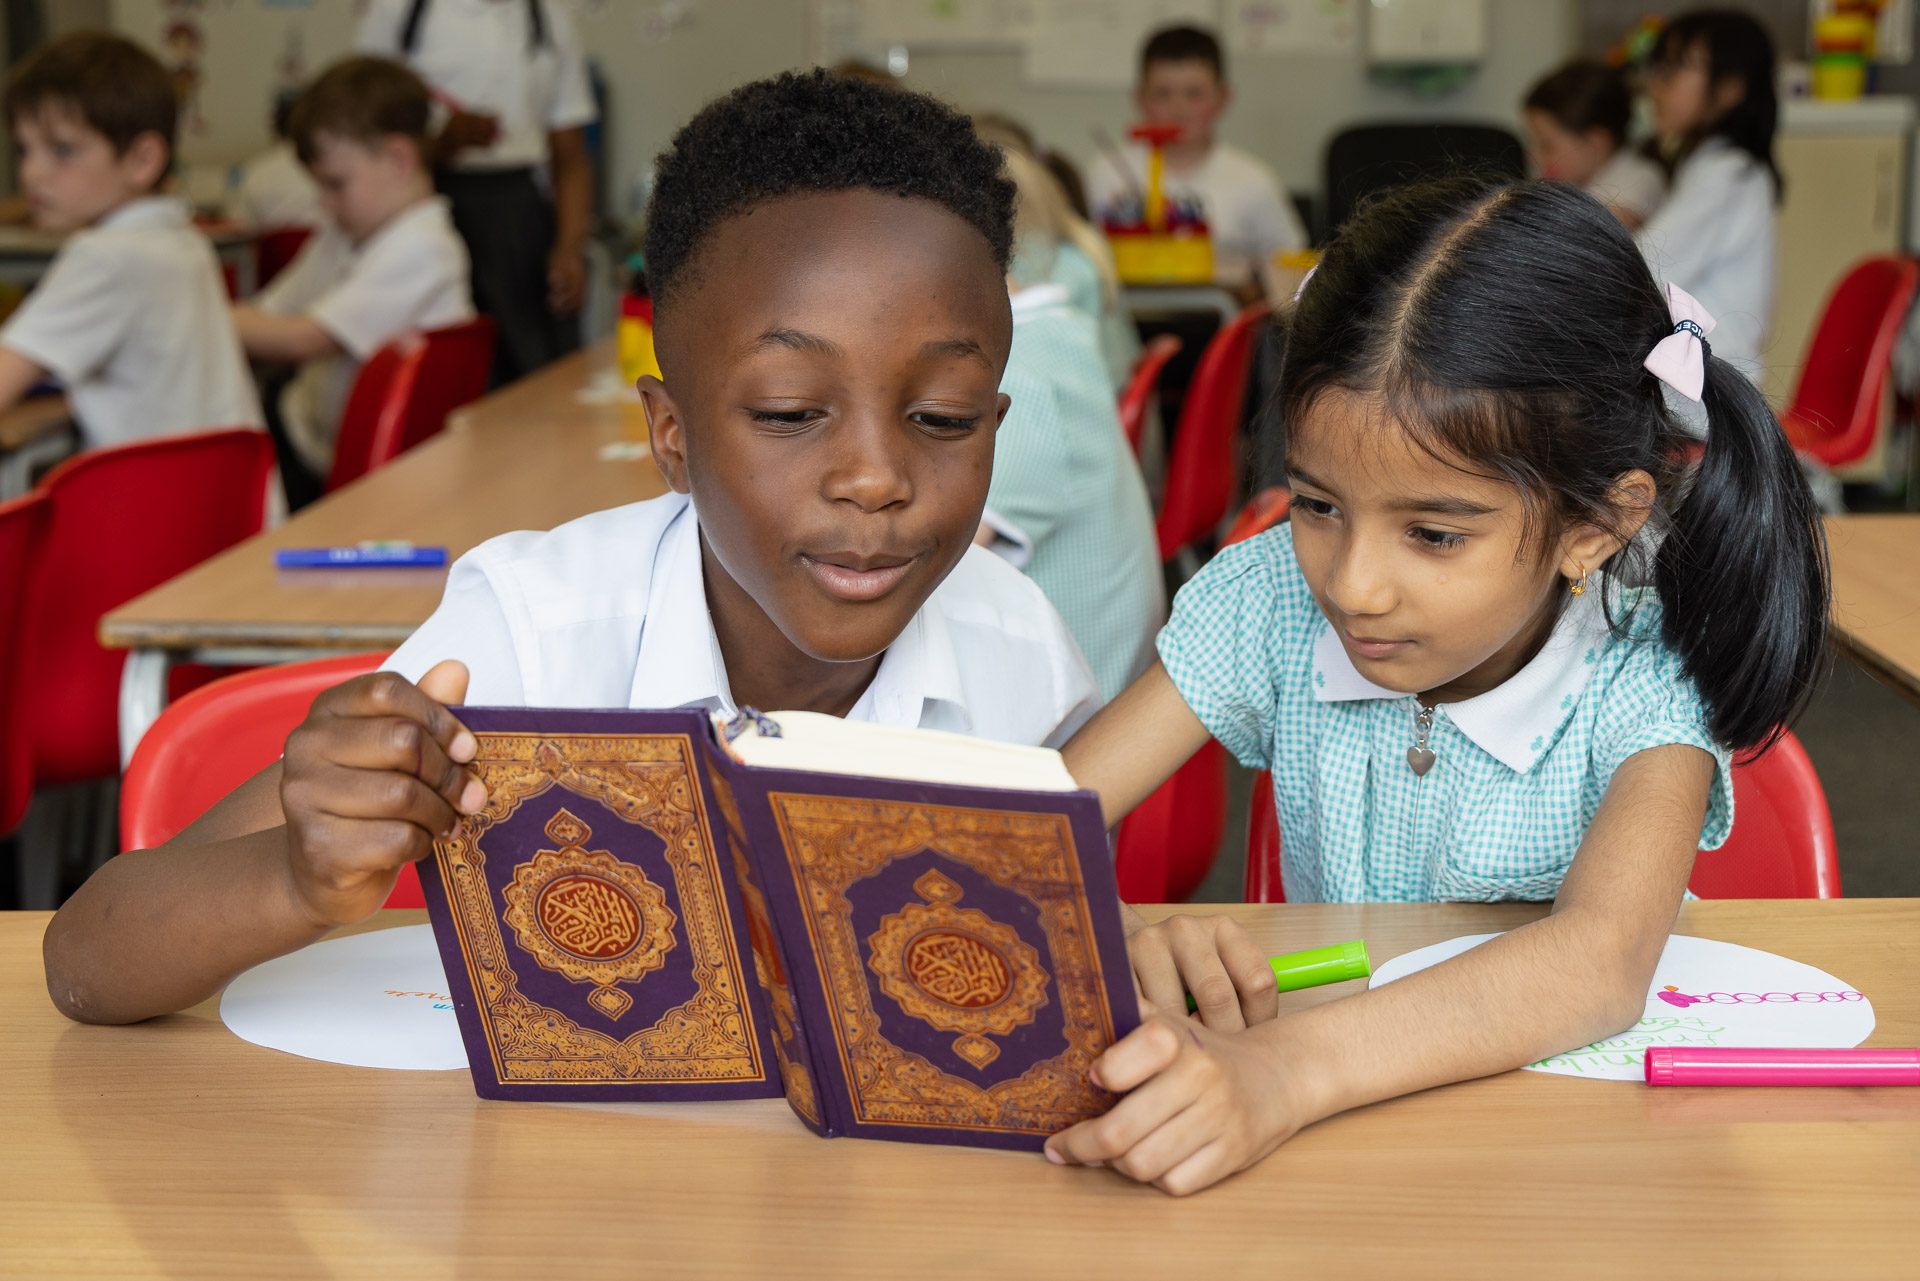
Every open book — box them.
[420,707,1138,1151]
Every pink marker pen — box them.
[1644,1046,1920,1086]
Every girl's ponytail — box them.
[1654,355,1829,753]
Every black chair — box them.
[1323,122,1527,236]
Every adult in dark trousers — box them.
[357,0,595,383]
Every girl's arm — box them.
[1065,663,1285,1030]
[1046,742,1711,1196]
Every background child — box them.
[43,69,1100,1027]
[1084,24,1306,297]
[230,56,474,509]
[0,33,261,448]
[1047,178,1828,1194]
[1635,10,1780,385]
[356,0,597,383]
[226,90,324,231]
[1522,59,1664,230]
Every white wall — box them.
[103,0,1577,217]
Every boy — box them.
[227,90,325,231]
[0,33,262,448]
[1085,24,1306,296]
[45,70,1101,1026]
[231,57,473,508]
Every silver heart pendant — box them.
[1407,746,1437,776]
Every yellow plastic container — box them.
[1109,231,1215,285]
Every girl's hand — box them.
[277,660,483,928]
[1044,1015,1308,1196]
[1127,912,1279,1030]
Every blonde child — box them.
[1047,177,1829,1194]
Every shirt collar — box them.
[627,495,971,731]
[1311,584,1614,773]
[96,195,188,232]
[1008,282,1072,321]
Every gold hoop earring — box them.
[1569,566,1588,596]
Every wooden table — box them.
[0,222,259,294]
[1825,513,1920,706]
[4,900,1914,1278]
[99,342,663,754]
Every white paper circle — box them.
[220,924,468,1071]
[1370,932,1876,1081]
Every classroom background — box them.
[2,0,1918,908]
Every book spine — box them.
[703,734,842,1138]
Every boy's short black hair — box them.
[1524,60,1632,145]
[644,69,1016,311]
[4,32,177,175]
[289,57,431,165]
[1141,25,1225,82]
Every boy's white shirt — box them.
[0,195,264,447]
[1085,140,1307,287]
[256,196,474,473]
[1635,138,1775,384]
[356,0,597,172]
[383,491,1104,749]
[230,141,325,230]
[1587,147,1665,223]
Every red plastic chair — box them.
[1117,486,1290,902]
[1117,334,1183,455]
[1781,256,1919,470]
[1156,302,1270,562]
[325,317,496,493]
[1689,731,1840,898]
[1245,730,1839,903]
[17,429,275,785]
[120,651,423,908]
[0,490,50,834]
[254,226,314,290]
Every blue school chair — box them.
[1118,333,1182,456]
[1781,255,1918,471]
[326,317,496,493]
[0,489,50,835]
[119,651,425,909]
[1244,730,1841,903]
[17,429,274,786]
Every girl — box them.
[1046,177,1829,1195]
[1635,10,1780,383]
[1522,59,1665,230]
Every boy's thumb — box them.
[415,659,470,708]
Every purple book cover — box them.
[423,706,1138,1150]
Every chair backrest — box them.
[1783,256,1920,469]
[1689,731,1840,899]
[1117,333,1183,455]
[20,429,274,785]
[0,489,49,834]
[325,317,497,493]
[1117,486,1292,903]
[254,226,314,290]
[1157,302,1270,561]
[120,651,423,908]
[1247,730,1839,903]
[1324,123,1526,235]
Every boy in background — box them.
[227,90,325,231]
[1085,24,1305,298]
[0,33,262,448]
[231,57,473,508]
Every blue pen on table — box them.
[274,541,448,569]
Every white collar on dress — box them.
[1311,583,1615,773]
[95,195,188,232]
[1008,281,1072,321]
[627,495,971,730]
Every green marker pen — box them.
[1184,939,1371,1013]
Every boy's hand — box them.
[1044,1016,1306,1196]
[1127,912,1279,1030]
[277,660,483,928]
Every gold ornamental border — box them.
[434,733,765,1088]
[767,794,1120,1136]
